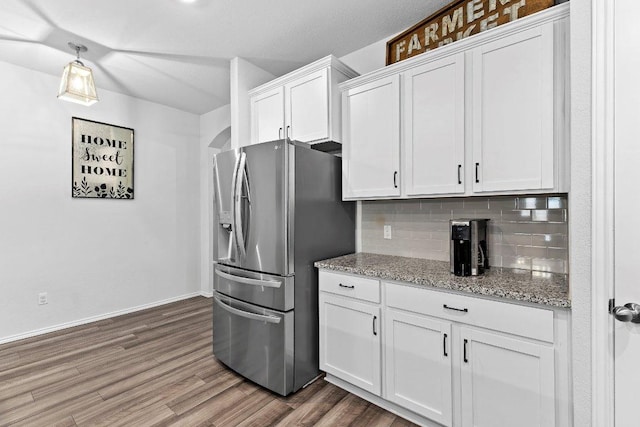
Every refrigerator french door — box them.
[212,139,355,396]
[214,140,290,276]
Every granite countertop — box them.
[314,253,570,308]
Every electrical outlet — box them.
[38,292,48,305]
[383,225,392,239]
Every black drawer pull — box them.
[443,304,468,313]
[373,316,377,336]
[443,333,448,357]
[338,283,354,289]
[475,163,480,183]
[463,338,469,363]
[393,171,398,188]
[457,164,462,185]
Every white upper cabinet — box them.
[404,53,465,196]
[342,75,401,199]
[285,69,328,142]
[339,4,569,200]
[472,25,555,193]
[249,55,358,146]
[251,87,284,144]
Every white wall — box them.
[569,0,593,425]
[230,57,275,148]
[339,36,390,75]
[199,105,231,295]
[0,60,201,343]
[200,57,273,296]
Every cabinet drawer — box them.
[319,270,380,303]
[385,282,554,343]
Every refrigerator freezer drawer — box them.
[214,264,294,311]
[212,292,294,396]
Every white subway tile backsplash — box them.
[532,258,567,274]
[502,233,533,246]
[532,233,567,248]
[440,199,465,211]
[431,231,450,241]
[463,198,491,210]
[361,194,568,274]
[517,245,548,259]
[429,210,454,222]
[517,196,547,210]
[420,199,443,210]
[502,255,533,270]
[488,197,517,210]
[547,196,568,209]
[547,247,569,261]
[497,244,518,257]
[532,209,567,223]
[502,210,532,222]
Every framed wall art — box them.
[71,117,134,199]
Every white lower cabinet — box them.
[385,309,453,426]
[319,292,381,395]
[459,327,555,427]
[318,270,569,427]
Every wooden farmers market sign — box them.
[386,0,555,65]
[72,117,134,199]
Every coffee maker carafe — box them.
[450,219,489,276]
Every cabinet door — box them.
[404,53,465,196]
[342,75,401,199]
[319,293,381,395]
[472,23,555,192]
[285,69,329,142]
[385,309,453,427]
[250,86,284,144]
[459,327,555,427]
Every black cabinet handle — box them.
[463,339,469,363]
[475,163,480,183]
[457,164,462,185]
[338,283,354,289]
[286,125,291,139]
[393,171,398,188]
[373,316,377,336]
[443,304,468,313]
[443,333,448,357]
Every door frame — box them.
[591,0,615,425]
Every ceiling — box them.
[0,0,448,115]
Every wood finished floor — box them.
[0,296,417,426]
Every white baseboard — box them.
[0,292,203,345]
[200,291,213,298]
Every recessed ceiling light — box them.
[179,0,198,3]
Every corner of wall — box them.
[569,0,594,425]
[199,105,232,296]
[229,58,276,149]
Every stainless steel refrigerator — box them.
[212,139,355,396]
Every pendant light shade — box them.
[58,43,99,106]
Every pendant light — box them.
[57,42,99,106]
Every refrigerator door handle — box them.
[233,152,247,258]
[215,269,282,288]
[214,295,282,324]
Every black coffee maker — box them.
[450,219,489,276]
